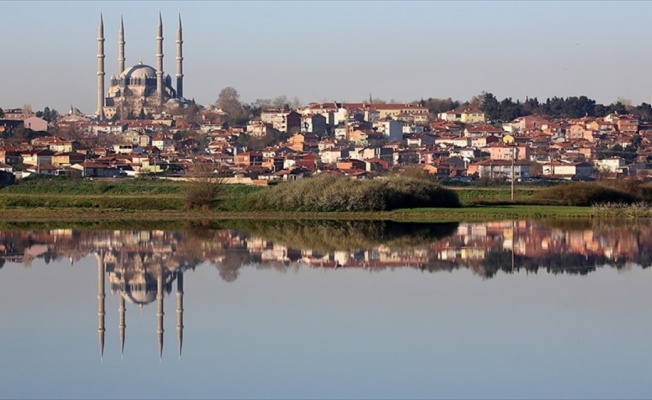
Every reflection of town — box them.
[2,222,652,280]
[1,222,651,358]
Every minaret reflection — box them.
[118,295,126,358]
[96,249,185,361]
[156,268,164,361]
[97,251,105,361]
[176,271,184,361]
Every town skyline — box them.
[2,1,652,113]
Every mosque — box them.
[96,12,185,120]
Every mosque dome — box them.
[122,286,157,305]
[119,62,157,81]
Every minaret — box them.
[156,12,164,107]
[156,268,164,361]
[118,14,126,75]
[96,13,106,120]
[176,271,184,361]
[97,252,106,360]
[119,295,126,359]
[175,12,184,99]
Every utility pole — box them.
[511,144,516,202]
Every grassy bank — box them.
[0,176,642,224]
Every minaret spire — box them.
[156,268,165,361]
[175,12,184,99]
[176,271,184,361]
[97,252,106,361]
[119,295,126,359]
[118,14,126,75]
[156,12,164,108]
[96,12,106,120]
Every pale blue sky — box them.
[1,1,651,114]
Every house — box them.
[26,163,69,176]
[488,144,531,161]
[295,154,317,170]
[234,152,263,168]
[23,116,48,132]
[407,133,436,146]
[273,167,311,181]
[336,158,366,171]
[542,161,593,179]
[0,148,24,165]
[120,130,151,147]
[373,119,403,142]
[594,157,627,174]
[114,143,143,154]
[260,110,301,134]
[437,110,461,122]
[364,158,389,172]
[246,121,274,137]
[301,114,327,136]
[320,147,349,164]
[21,149,55,166]
[369,103,429,123]
[71,161,121,178]
[288,133,319,153]
[617,115,639,133]
[464,124,503,138]
[152,136,174,150]
[471,135,500,148]
[423,161,451,178]
[474,159,531,180]
[460,109,485,124]
[51,152,86,167]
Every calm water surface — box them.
[0,220,651,399]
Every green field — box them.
[0,176,636,223]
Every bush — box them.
[248,175,461,212]
[532,182,638,206]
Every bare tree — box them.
[184,161,226,209]
[22,104,33,118]
[290,96,302,110]
[272,95,289,110]
[216,86,247,126]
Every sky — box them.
[1,1,652,114]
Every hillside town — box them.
[0,97,650,184]
[0,12,647,186]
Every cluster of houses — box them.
[0,101,650,182]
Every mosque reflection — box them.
[1,220,651,360]
[96,250,186,361]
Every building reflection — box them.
[0,221,650,359]
[96,249,186,361]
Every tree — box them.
[216,86,247,126]
[290,96,302,110]
[22,104,32,118]
[421,97,460,115]
[272,95,289,110]
[42,107,51,122]
[184,162,225,209]
[0,108,4,118]
[609,101,628,115]
[480,92,501,121]
[499,98,522,122]
[633,103,652,122]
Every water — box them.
[0,220,651,399]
